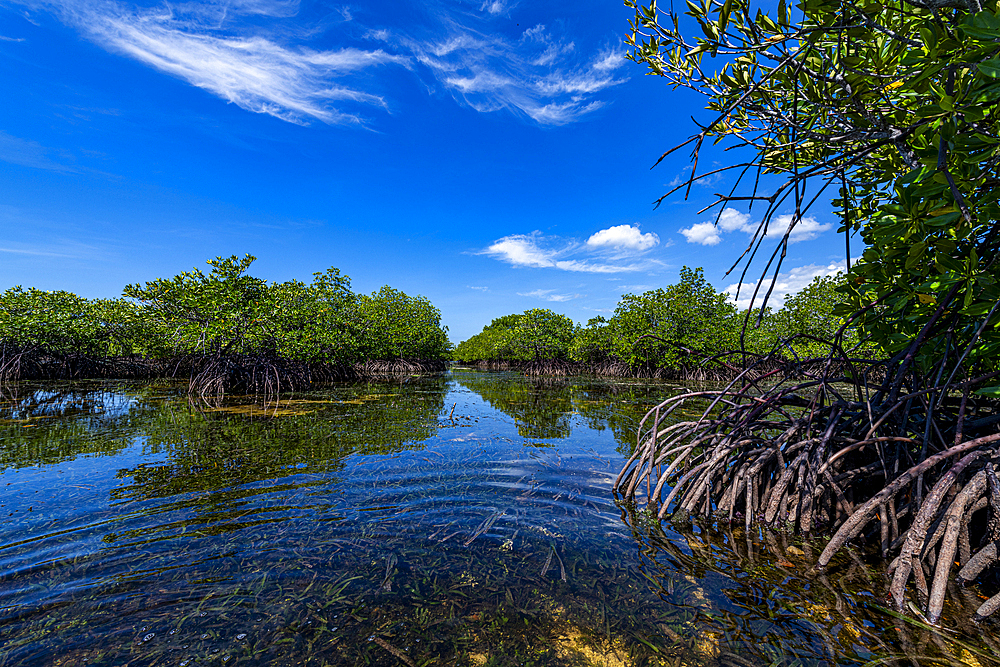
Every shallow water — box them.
[0,371,996,666]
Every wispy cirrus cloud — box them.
[34,0,407,125]
[725,261,845,310]
[15,0,624,126]
[370,18,626,125]
[680,208,832,246]
[517,288,583,302]
[668,164,725,189]
[0,246,76,257]
[480,0,515,16]
[0,131,74,171]
[481,224,662,274]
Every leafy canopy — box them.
[2,255,451,365]
[626,0,1000,379]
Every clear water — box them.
[0,371,995,666]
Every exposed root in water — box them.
[188,354,313,400]
[189,357,447,400]
[460,352,868,382]
[621,505,1000,665]
[614,345,1000,623]
[353,359,447,377]
[523,360,576,376]
[0,342,42,381]
[0,342,445,401]
[0,342,168,382]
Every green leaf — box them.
[978,58,1000,78]
[925,210,961,227]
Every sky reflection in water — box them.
[0,371,994,666]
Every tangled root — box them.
[0,343,169,382]
[188,354,313,399]
[614,353,1000,622]
[353,359,447,376]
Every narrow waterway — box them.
[0,371,993,666]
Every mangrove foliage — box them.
[615,0,1000,626]
[0,255,451,396]
[455,268,865,379]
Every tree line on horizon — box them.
[454,267,871,377]
[0,255,880,390]
[0,254,451,393]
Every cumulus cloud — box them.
[481,224,662,274]
[772,214,831,243]
[725,261,846,310]
[679,222,722,246]
[586,224,658,251]
[718,208,751,232]
[680,208,831,246]
[518,289,583,302]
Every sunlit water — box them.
[0,371,995,666]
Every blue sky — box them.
[0,0,848,343]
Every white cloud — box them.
[480,229,659,274]
[0,131,73,171]
[34,0,407,125]
[586,224,658,251]
[725,261,846,310]
[533,41,574,67]
[718,208,751,232]
[480,0,514,15]
[483,234,556,268]
[399,24,627,125]
[0,246,76,257]
[679,222,722,246]
[466,285,489,291]
[554,259,642,273]
[680,208,831,246]
[772,214,832,243]
[518,289,583,302]
[668,164,724,189]
[23,0,621,126]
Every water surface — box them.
[0,371,994,666]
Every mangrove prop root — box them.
[818,435,1000,569]
[615,351,1000,622]
[888,450,985,609]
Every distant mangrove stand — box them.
[0,255,450,398]
[454,267,873,381]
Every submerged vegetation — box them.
[0,255,450,397]
[3,375,996,666]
